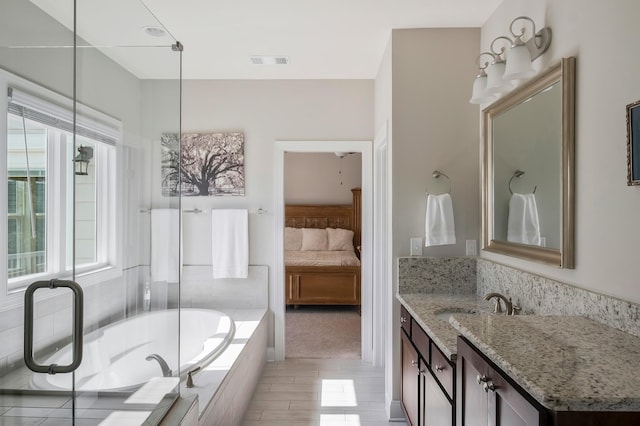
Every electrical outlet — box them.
[465,240,477,256]
[410,237,423,256]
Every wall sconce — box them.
[469,53,495,104]
[74,145,93,175]
[470,16,552,104]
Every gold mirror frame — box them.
[482,56,575,268]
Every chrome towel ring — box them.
[508,170,537,195]
[427,170,452,195]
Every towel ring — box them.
[508,170,537,195]
[426,170,451,195]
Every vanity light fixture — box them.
[469,53,495,104]
[484,37,514,95]
[470,16,552,104]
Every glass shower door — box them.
[1,0,182,424]
[70,0,183,422]
[1,0,81,418]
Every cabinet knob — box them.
[418,369,426,376]
[476,374,489,384]
[434,365,445,372]
[483,381,497,392]
[411,360,418,367]
[400,316,407,324]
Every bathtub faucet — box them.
[145,354,173,377]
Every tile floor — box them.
[241,358,407,426]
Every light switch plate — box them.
[465,240,477,256]
[410,237,423,256]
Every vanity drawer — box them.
[411,319,430,362]
[400,305,411,336]
[430,341,454,399]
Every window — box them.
[6,85,121,291]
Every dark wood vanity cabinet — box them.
[401,331,420,426]
[400,306,455,426]
[456,336,640,426]
[457,336,547,426]
[402,303,640,426]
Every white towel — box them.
[212,209,249,279]
[151,209,181,282]
[425,193,456,246]
[507,193,541,245]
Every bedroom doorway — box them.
[273,140,373,363]
[283,152,362,359]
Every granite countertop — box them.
[450,314,640,412]
[398,293,640,412]
[396,293,495,360]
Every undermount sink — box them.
[434,309,487,322]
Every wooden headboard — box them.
[285,188,361,250]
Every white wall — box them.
[480,0,640,304]
[374,28,480,416]
[146,79,374,347]
[284,152,362,204]
[392,28,481,259]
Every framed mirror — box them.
[482,56,575,268]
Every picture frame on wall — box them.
[161,132,245,196]
[627,100,640,186]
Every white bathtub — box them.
[31,308,235,392]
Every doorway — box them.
[273,140,373,362]
[283,151,362,359]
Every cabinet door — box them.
[488,370,544,426]
[456,338,489,426]
[423,368,454,426]
[457,337,545,426]
[401,332,420,426]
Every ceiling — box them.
[30,0,502,80]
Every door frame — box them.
[273,140,373,362]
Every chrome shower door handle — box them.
[24,279,84,374]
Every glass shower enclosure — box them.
[0,0,182,423]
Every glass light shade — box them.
[485,61,513,95]
[469,74,493,104]
[504,43,535,80]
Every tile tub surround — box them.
[0,309,267,425]
[477,259,640,338]
[451,314,640,412]
[396,293,494,360]
[398,256,477,294]
[181,308,268,425]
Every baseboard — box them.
[267,346,276,362]
[387,399,406,422]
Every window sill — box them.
[6,264,123,297]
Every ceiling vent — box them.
[250,55,289,65]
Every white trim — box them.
[373,121,389,368]
[1,67,123,307]
[7,82,122,143]
[274,140,373,362]
[387,399,406,422]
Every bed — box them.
[284,188,361,308]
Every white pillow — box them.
[326,228,355,251]
[284,227,302,251]
[300,228,329,251]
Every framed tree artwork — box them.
[161,132,245,196]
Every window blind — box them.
[7,87,121,146]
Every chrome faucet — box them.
[483,292,520,315]
[146,353,173,377]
